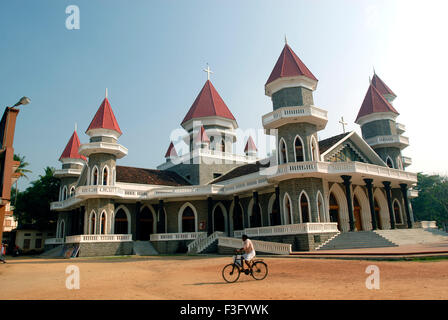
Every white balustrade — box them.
[44,238,65,245]
[150,232,206,241]
[65,234,132,243]
[237,223,338,238]
[218,237,291,255]
[187,231,224,253]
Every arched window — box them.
[89,211,96,234]
[114,209,129,234]
[317,192,325,222]
[59,220,65,238]
[100,211,107,234]
[232,202,244,231]
[284,194,293,224]
[69,186,75,198]
[386,157,394,169]
[221,139,226,153]
[138,206,155,240]
[102,166,109,185]
[329,193,340,229]
[374,198,381,229]
[279,138,288,164]
[299,192,310,223]
[353,195,363,231]
[213,204,226,232]
[92,166,99,185]
[294,136,304,162]
[310,136,318,161]
[393,200,403,224]
[62,186,68,200]
[181,206,196,233]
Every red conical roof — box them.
[244,136,257,153]
[181,80,236,125]
[195,125,210,143]
[371,73,396,97]
[86,97,122,134]
[164,142,178,158]
[59,130,86,161]
[356,84,399,122]
[266,44,318,85]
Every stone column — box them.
[157,199,165,233]
[341,175,355,232]
[400,184,413,229]
[207,197,213,235]
[383,181,395,229]
[364,179,377,230]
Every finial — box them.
[203,63,213,81]
[284,34,288,45]
[74,122,77,132]
[369,76,372,84]
[373,66,376,75]
[105,88,108,98]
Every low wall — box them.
[249,232,338,251]
[151,240,194,254]
[77,242,134,257]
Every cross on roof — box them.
[339,116,348,133]
[203,64,213,80]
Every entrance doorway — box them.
[233,204,244,231]
[329,193,341,230]
[138,207,154,240]
[114,209,128,234]
[213,205,226,232]
[374,199,382,229]
[353,196,363,231]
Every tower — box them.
[263,42,327,164]
[78,93,128,235]
[355,73,410,170]
[263,41,328,225]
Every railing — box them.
[414,221,437,229]
[218,237,291,255]
[235,223,339,238]
[262,105,328,128]
[187,231,224,254]
[233,230,244,238]
[150,232,206,241]
[65,234,132,243]
[396,123,406,133]
[402,156,412,166]
[44,238,65,245]
[50,196,82,210]
[365,135,409,148]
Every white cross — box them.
[203,64,213,80]
[339,116,348,133]
[105,88,108,98]
[74,122,77,132]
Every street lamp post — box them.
[0,97,30,247]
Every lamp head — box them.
[12,96,31,107]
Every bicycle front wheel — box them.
[222,263,240,283]
[251,261,268,280]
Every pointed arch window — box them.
[102,166,109,185]
[310,136,318,161]
[92,167,99,185]
[221,139,226,153]
[279,139,288,164]
[299,192,310,223]
[100,211,107,234]
[89,211,97,234]
[62,186,68,201]
[69,186,75,198]
[294,136,304,162]
[386,157,394,169]
[284,194,292,224]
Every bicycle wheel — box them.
[251,261,268,280]
[222,263,241,283]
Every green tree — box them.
[411,173,448,227]
[12,154,32,205]
[14,167,60,230]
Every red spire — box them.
[266,44,317,85]
[181,80,236,125]
[244,136,257,153]
[371,73,396,97]
[195,125,210,143]
[59,130,86,161]
[86,97,122,134]
[164,142,178,158]
[356,84,399,122]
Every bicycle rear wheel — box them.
[222,263,240,283]
[251,261,268,280]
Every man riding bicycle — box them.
[236,234,256,273]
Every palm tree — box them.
[13,154,32,205]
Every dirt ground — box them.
[0,255,447,300]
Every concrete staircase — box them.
[374,228,448,245]
[316,231,397,250]
[133,241,159,256]
[40,245,65,258]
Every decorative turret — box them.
[356,74,410,169]
[164,142,178,162]
[263,41,327,164]
[79,91,128,186]
[55,128,86,200]
[244,136,257,157]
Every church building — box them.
[47,41,418,256]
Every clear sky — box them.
[1,0,447,190]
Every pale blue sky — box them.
[1,0,447,189]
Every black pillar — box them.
[341,175,355,232]
[364,179,377,230]
[383,181,396,229]
[135,202,141,240]
[400,184,413,229]
[275,186,281,226]
[253,191,260,227]
[207,197,213,235]
[157,200,165,233]
[226,201,231,236]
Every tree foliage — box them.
[13,167,60,230]
[411,173,448,227]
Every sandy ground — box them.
[0,255,447,300]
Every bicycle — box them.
[222,250,268,283]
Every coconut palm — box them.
[13,154,32,205]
